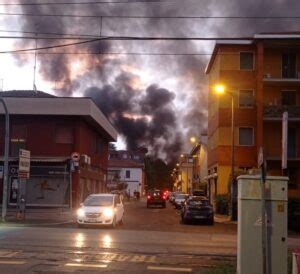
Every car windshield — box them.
[188,199,209,206]
[176,194,186,199]
[83,196,113,206]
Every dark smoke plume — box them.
[8,0,300,160]
[86,77,183,161]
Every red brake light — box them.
[162,195,166,200]
[147,195,151,199]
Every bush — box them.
[215,194,230,215]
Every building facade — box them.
[205,33,300,203]
[107,150,146,197]
[0,90,117,208]
[174,134,208,194]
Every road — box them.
[0,199,297,273]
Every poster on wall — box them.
[26,177,70,206]
[9,165,70,207]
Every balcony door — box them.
[282,53,296,78]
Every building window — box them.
[93,135,104,154]
[55,125,74,144]
[282,53,296,78]
[282,90,296,106]
[240,52,254,70]
[239,127,254,146]
[11,125,27,157]
[239,90,254,107]
[288,128,297,158]
[125,170,130,178]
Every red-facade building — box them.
[0,90,117,208]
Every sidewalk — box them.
[0,207,75,226]
[214,214,238,225]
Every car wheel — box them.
[111,216,117,228]
[208,218,214,225]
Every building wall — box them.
[0,115,111,207]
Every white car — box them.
[77,194,124,228]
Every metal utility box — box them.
[237,175,288,274]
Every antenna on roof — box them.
[33,33,38,93]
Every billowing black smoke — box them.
[8,0,300,160]
[86,76,183,161]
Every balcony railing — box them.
[264,105,300,119]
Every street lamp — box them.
[190,136,196,144]
[214,84,235,220]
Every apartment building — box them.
[205,33,300,203]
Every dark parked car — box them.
[147,190,166,208]
[181,196,214,225]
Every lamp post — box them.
[0,97,9,222]
[214,84,235,220]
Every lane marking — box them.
[0,260,26,265]
[65,263,107,268]
[147,266,192,272]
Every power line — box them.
[0,35,255,54]
[0,38,101,53]
[0,12,300,19]
[0,0,173,5]
[0,35,253,41]
[1,51,213,56]
[0,29,100,38]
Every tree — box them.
[144,156,173,190]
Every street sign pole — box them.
[258,147,268,274]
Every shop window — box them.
[239,90,254,107]
[239,127,254,146]
[55,125,74,144]
[282,90,296,106]
[126,170,130,178]
[240,52,254,70]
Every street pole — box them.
[0,97,10,222]
[230,95,235,220]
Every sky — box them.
[0,0,299,161]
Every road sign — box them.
[71,152,80,162]
[19,149,30,179]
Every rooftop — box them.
[0,90,118,141]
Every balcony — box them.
[264,105,300,120]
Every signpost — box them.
[258,147,268,274]
[282,112,288,172]
[17,149,30,220]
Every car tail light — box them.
[162,195,166,200]
[147,195,151,200]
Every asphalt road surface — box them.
[0,199,289,273]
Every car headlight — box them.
[103,208,113,218]
[77,208,85,218]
